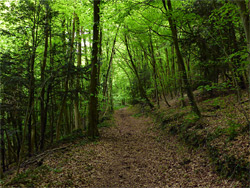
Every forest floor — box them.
[5,107,243,187]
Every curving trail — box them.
[38,108,240,187]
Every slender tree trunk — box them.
[40,5,49,150]
[180,78,186,107]
[83,30,89,66]
[162,0,201,117]
[236,1,250,97]
[74,15,81,130]
[103,26,119,104]
[64,106,70,135]
[5,128,14,166]
[88,0,101,139]
[28,36,36,156]
[109,67,114,112]
[0,109,5,178]
[50,96,54,144]
[149,33,160,108]
[56,17,75,140]
[158,54,171,107]
[96,23,103,127]
[159,77,171,107]
[27,4,40,155]
[170,45,176,98]
[49,19,54,144]
[124,34,154,109]
[17,114,22,160]
[10,111,21,162]
[32,105,36,152]
[56,19,66,140]
[17,105,32,174]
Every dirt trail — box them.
[37,107,240,187]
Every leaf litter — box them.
[7,107,242,187]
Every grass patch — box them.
[6,165,51,187]
[114,104,127,110]
[226,120,242,141]
[132,113,143,118]
[58,129,86,145]
[98,120,113,128]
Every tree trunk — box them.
[171,45,176,98]
[0,109,5,178]
[162,0,201,117]
[83,30,89,66]
[88,0,101,139]
[49,20,54,144]
[236,1,250,97]
[74,15,81,130]
[124,34,154,109]
[103,26,119,104]
[149,33,160,108]
[109,67,114,112]
[28,35,36,156]
[40,5,49,150]
[56,17,75,140]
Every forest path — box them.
[37,107,239,187]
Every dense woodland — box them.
[0,0,250,185]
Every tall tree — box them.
[236,0,250,96]
[73,15,81,130]
[162,0,201,117]
[88,0,101,138]
[40,3,50,150]
[124,34,154,109]
[27,0,40,155]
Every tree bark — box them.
[88,0,101,139]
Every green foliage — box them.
[226,120,241,141]
[59,129,86,144]
[183,112,200,124]
[211,97,225,108]
[198,82,233,93]
[146,87,155,97]
[49,167,63,173]
[76,139,90,147]
[213,126,225,138]
[114,104,127,110]
[8,165,50,186]
[12,170,31,184]
[98,121,113,128]
[132,113,143,118]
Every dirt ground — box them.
[16,107,242,187]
